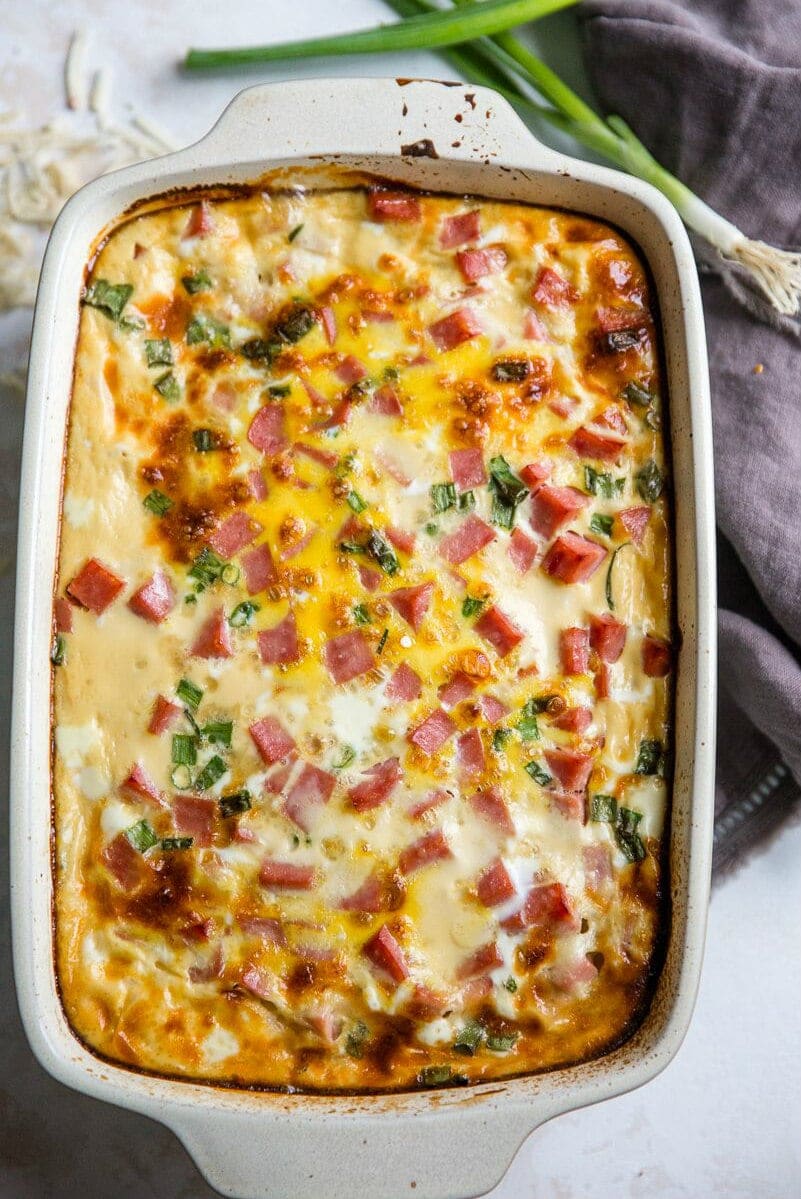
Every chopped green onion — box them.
[182,269,213,294]
[288,223,304,242]
[377,628,389,654]
[462,595,484,618]
[192,428,216,452]
[590,794,617,823]
[417,1064,468,1088]
[143,488,173,516]
[176,678,203,709]
[453,1019,484,1055]
[189,547,226,587]
[51,634,66,666]
[338,540,364,555]
[458,489,476,511]
[353,602,371,626]
[345,1020,370,1059]
[145,338,173,368]
[195,754,227,791]
[493,727,513,753]
[491,358,530,382]
[220,563,240,586]
[229,601,259,628]
[273,304,315,345]
[241,337,279,363]
[488,455,528,530]
[333,745,356,770]
[615,806,646,862]
[524,760,553,787]
[125,819,158,854]
[605,542,630,611]
[590,513,614,537]
[528,694,559,714]
[154,370,181,402]
[424,522,439,536]
[636,459,664,502]
[267,383,291,397]
[503,976,518,993]
[635,738,666,777]
[172,733,197,767]
[486,1031,518,1052]
[184,707,202,739]
[516,699,540,742]
[219,789,252,818]
[170,764,193,790]
[160,836,194,851]
[186,314,231,348]
[366,530,399,575]
[623,381,653,407]
[82,279,133,322]
[347,490,368,514]
[118,314,145,332]
[431,481,457,512]
[202,720,233,747]
[584,465,625,498]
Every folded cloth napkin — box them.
[581,0,801,870]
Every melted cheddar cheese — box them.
[53,184,671,1092]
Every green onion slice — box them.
[143,489,173,516]
[171,764,193,789]
[161,836,194,851]
[82,279,133,322]
[229,601,259,628]
[195,755,227,791]
[125,819,158,854]
[219,789,252,818]
[176,678,203,709]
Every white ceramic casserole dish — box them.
[11,77,716,1199]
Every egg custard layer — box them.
[53,185,672,1092]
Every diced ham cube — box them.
[508,527,538,574]
[385,526,416,555]
[263,754,297,795]
[209,512,263,558]
[475,605,524,657]
[148,694,182,735]
[284,763,335,831]
[618,505,651,546]
[560,627,590,674]
[335,355,367,385]
[501,881,577,933]
[519,460,551,490]
[457,728,486,778]
[429,306,482,352]
[241,965,274,1000]
[389,582,433,632]
[173,794,216,847]
[549,395,579,420]
[191,607,233,658]
[54,597,73,632]
[279,525,316,560]
[358,564,382,592]
[438,514,495,565]
[363,924,409,983]
[407,788,450,820]
[404,985,449,1020]
[550,956,599,991]
[545,747,594,792]
[438,671,475,710]
[596,404,628,434]
[370,385,402,416]
[532,266,578,308]
[523,309,548,340]
[543,532,607,584]
[184,201,213,238]
[339,873,389,913]
[551,791,586,821]
[247,469,268,500]
[469,785,515,836]
[259,859,316,889]
[248,404,287,454]
[449,447,486,491]
[399,828,451,875]
[478,694,509,724]
[583,843,613,888]
[385,662,422,702]
[257,612,301,665]
[456,940,503,980]
[456,246,507,283]
[320,305,337,345]
[211,382,236,412]
[589,613,627,663]
[239,916,287,945]
[530,485,588,540]
[440,209,480,248]
[595,660,612,699]
[249,716,295,765]
[568,426,627,464]
[102,833,150,890]
[408,708,456,755]
[476,858,516,907]
[642,634,672,676]
[375,448,411,486]
[323,629,375,684]
[66,558,124,614]
[367,190,421,223]
[596,305,645,333]
[127,570,175,624]
[121,762,162,806]
[347,757,403,811]
[241,543,278,594]
[294,441,338,469]
[552,706,593,734]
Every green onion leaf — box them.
[186,314,231,348]
[154,370,181,402]
[176,678,203,709]
[192,428,216,452]
[366,530,399,575]
[288,223,304,242]
[634,738,666,777]
[503,976,518,993]
[51,634,66,666]
[353,603,371,626]
[241,337,279,363]
[219,788,252,818]
[182,269,213,294]
[493,727,513,753]
[188,547,226,587]
[125,819,158,854]
[418,1065,463,1088]
[431,481,457,512]
[195,754,227,791]
[486,1031,518,1052]
[462,595,484,618]
[347,490,368,514]
[229,601,259,628]
[488,455,528,530]
[458,489,476,511]
[590,794,617,822]
[615,806,646,862]
[160,836,194,851]
[172,733,197,766]
[584,465,625,498]
[424,522,439,536]
[82,279,133,322]
[623,381,653,407]
[605,542,630,611]
[516,706,540,741]
[333,745,356,770]
[453,1019,484,1055]
[636,459,664,502]
[145,338,173,368]
[143,488,173,516]
[170,764,193,789]
[345,1020,370,1059]
[491,358,530,382]
[220,563,240,586]
[338,540,364,555]
[590,512,614,537]
[202,720,233,747]
[524,760,553,786]
[273,303,315,344]
[267,383,291,397]
[377,628,389,654]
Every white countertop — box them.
[1,3,799,1195]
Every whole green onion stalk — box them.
[184,0,801,315]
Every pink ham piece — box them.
[247,469,268,500]
[358,564,382,592]
[618,505,651,546]
[589,613,627,663]
[54,597,73,632]
[429,306,482,352]
[530,485,588,540]
[259,859,316,889]
[183,201,213,238]
[241,966,274,1000]
[501,882,576,933]
[548,395,579,420]
[148,694,182,735]
[257,612,301,665]
[367,190,421,223]
[456,246,507,283]
[550,956,599,991]
[375,448,411,486]
[508,527,538,574]
[127,570,175,624]
[320,305,337,345]
[552,706,593,734]
[643,634,672,677]
[248,404,287,455]
[239,916,287,946]
[568,425,627,464]
[531,266,578,308]
[173,795,216,847]
[543,532,607,584]
[323,629,375,684]
[596,404,628,434]
[249,715,295,765]
[347,757,403,812]
[263,754,297,795]
[404,985,449,1020]
[335,355,367,385]
[211,382,236,411]
[476,858,516,907]
[102,833,150,890]
[438,514,495,566]
[385,526,416,555]
[440,209,480,248]
[370,385,403,416]
[551,791,586,821]
[583,843,613,889]
[191,607,233,658]
[523,309,548,340]
[121,763,162,806]
[188,945,225,983]
[560,627,590,674]
[478,694,509,724]
[363,924,409,983]
[475,605,524,657]
[338,873,389,913]
[438,671,475,710]
[386,662,422,702]
[399,828,451,875]
[241,543,278,594]
[520,460,551,490]
[407,788,450,820]
[209,512,263,558]
[388,582,434,632]
[457,728,486,778]
[596,306,645,332]
[408,708,456,755]
[284,763,336,831]
[545,747,594,792]
[456,940,503,980]
[595,661,612,700]
[449,447,486,491]
[66,558,124,614]
[279,526,316,561]
[469,785,515,837]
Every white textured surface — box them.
[0,2,799,1196]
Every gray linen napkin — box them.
[581,0,801,870]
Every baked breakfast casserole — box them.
[52,183,672,1092]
